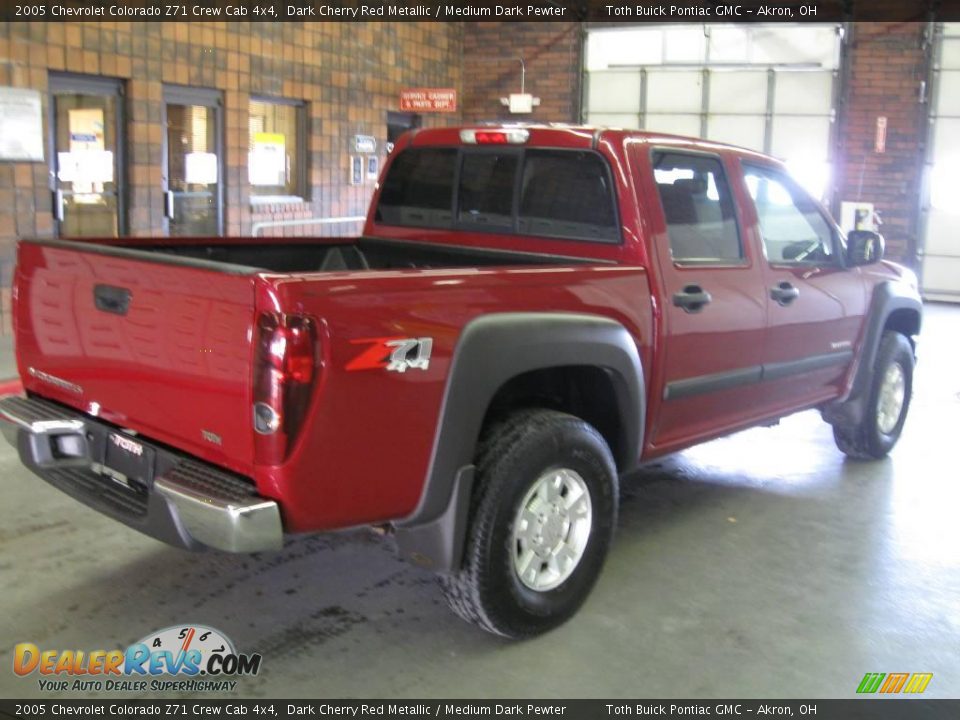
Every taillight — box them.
[253,312,318,465]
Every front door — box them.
[163,86,223,236]
[639,148,770,451]
[740,161,866,409]
[49,74,125,237]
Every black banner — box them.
[0,700,958,720]
[2,0,960,23]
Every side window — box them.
[518,150,619,242]
[652,152,743,263]
[375,148,456,228]
[248,97,307,200]
[743,164,836,265]
[457,152,518,229]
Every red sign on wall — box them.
[399,88,457,113]
[875,116,888,154]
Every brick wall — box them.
[834,22,929,267]
[462,22,580,123]
[0,21,463,334]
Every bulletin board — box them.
[0,87,44,161]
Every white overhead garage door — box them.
[584,24,842,200]
[922,23,960,301]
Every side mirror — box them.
[847,230,884,266]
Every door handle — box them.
[770,281,800,306]
[54,189,64,222]
[673,284,712,313]
[165,190,175,220]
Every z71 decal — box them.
[346,337,433,373]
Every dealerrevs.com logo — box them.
[14,625,262,693]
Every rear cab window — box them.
[520,150,619,242]
[458,152,518,229]
[375,146,620,244]
[376,148,456,228]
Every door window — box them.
[652,151,742,263]
[164,87,223,236]
[743,164,836,265]
[50,75,124,237]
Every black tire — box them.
[440,409,618,638]
[833,331,914,460]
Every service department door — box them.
[49,74,125,237]
[584,24,841,202]
[922,23,960,301]
[163,86,223,236]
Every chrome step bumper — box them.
[0,394,282,553]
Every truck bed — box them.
[14,233,636,503]
[107,236,591,274]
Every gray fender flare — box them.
[822,280,921,427]
[394,312,645,572]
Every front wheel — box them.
[833,331,914,460]
[440,409,618,638]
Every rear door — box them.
[739,162,866,408]
[640,148,770,451]
[14,240,258,476]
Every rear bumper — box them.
[0,394,282,553]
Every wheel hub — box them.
[877,361,906,435]
[512,468,592,592]
[530,507,570,558]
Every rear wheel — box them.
[833,331,914,460]
[440,409,618,638]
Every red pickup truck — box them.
[0,126,921,637]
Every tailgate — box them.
[14,240,259,476]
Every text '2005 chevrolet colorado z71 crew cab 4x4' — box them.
[0,125,921,637]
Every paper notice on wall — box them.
[68,108,105,152]
[57,150,114,184]
[185,152,218,185]
[840,201,877,233]
[0,87,44,161]
[61,109,110,192]
[248,132,286,186]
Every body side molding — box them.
[663,350,855,401]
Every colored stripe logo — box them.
[904,673,934,693]
[857,672,932,694]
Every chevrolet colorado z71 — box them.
[0,126,921,637]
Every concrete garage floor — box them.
[0,303,957,700]
[0,335,15,379]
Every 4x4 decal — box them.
[346,337,433,373]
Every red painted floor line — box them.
[0,378,22,396]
